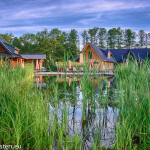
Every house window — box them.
[88,51,92,59]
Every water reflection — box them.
[35,75,118,149]
[34,76,46,87]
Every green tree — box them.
[19,33,38,53]
[145,33,150,48]
[49,28,61,39]
[124,29,136,49]
[67,29,79,59]
[97,28,107,48]
[81,30,88,46]
[12,37,23,50]
[0,33,14,44]
[116,27,123,49]
[138,30,146,48]
[88,27,99,44]
[107,28,117,49]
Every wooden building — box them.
[21,54,46,70]
[0,35,46,70]
[79,43,150,70]
[80,43,115,70]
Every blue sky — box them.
[0,0,150,36]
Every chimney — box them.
[108,51,111,58]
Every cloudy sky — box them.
[0,0,150,36]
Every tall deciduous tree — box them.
[97,28,107,48]
[49,28,61,39]
[107,28,117,49]
[116,27,123,49]
[12,37,23,50]
[18,33,38,53]
[88,27,99,44]
[81,30,88,46]
[124,29,136,49]
[67,29,79,59]
[0,33,14,44]
[145,33,150,48]
[138,30,146,48]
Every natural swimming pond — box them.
[35,75,119,149]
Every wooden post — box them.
[68,60,71,70]
[35,59,39,70]
[20,59,22,68]
[1,59,3,68]
[17,59,18,66]
[22,60,24,68]
[39,59,43,69]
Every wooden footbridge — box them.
[35,72,114,76]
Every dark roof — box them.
[0,51,20,58]
[0,36,46,59]
[0,36,21,58]
[109,49,150,62]
[109,49,129,62]
[3,42,16,53]
[86,43,115,62]
[130,49,150,61]
[0,51,12,58]
[21,54,46,59]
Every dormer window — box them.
[108,52,111,58]
[88,51,92,59]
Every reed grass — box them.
[0,58,149,150]
[114,58,150,150]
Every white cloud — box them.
[1,0,149,24]
[0,0,150,34]
[0,25,89,33]
[78,14,102,25]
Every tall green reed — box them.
[114,58,150,150]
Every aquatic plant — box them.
[0,57,149,149]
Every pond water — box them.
[35,75,119,149]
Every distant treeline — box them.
[1,27,150,61]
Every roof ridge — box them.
[20,53,46,55]
[88,43,115,62]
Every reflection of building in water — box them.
[56,76,114,89]
[35,75,46,87]
[108,82,111,88]
[68,78,71,87]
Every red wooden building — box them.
[0,36,46,70]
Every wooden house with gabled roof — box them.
[80,43,115,70]
[0,35,46,70]
[79,43,150,70]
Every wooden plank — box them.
[35,72,114,76]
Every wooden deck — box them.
[35,72,114,76]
